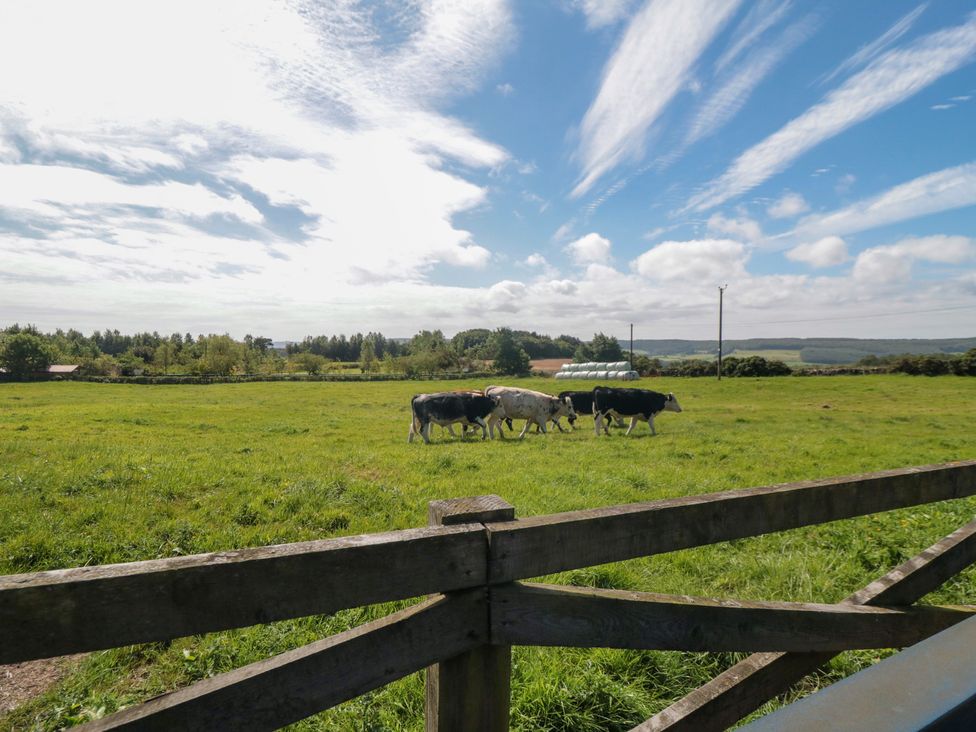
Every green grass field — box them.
[2,376,976,730]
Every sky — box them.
[1,0,975,341]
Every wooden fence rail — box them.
[0,459,973,731]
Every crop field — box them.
[2,376,976,730]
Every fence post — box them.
[426,495,514,732]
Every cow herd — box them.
[407,385,682,444]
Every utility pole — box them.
[629,323,634,369]
[717,285,727,380]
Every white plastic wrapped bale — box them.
[623,370,639,380]
[597,370,608,379]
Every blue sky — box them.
[1,0,975,340]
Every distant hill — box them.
[631,337,976,365]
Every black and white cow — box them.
[592,387,682,436]
[485,385,576,438]
[408,392,505,444]
[558,390,626,429]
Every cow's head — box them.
[664,392,682,413]
[563,395,577,423]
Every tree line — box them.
[0,324,629,380]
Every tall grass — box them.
[2,376,975,729]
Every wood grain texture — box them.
[77,590,485,732]
[635,517,976,732]
[492,582,976,652]
[487,461,976,583]
[428,495,515,526]
[426,496,513,732]
[0,524,486,663]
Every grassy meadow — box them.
[2,376,976,730]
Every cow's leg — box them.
[594,412,604,436]
[648,415,656,436]
[518,419,532,439]
[553,418,568,433]
[625,416,639,436]
[421,420,432,444]
[408,420,416,443]
[538,418,548,435]
[446,424,459,438]
[488,414,506,440]
[475,416,488,440]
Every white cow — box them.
[484,385,576,438]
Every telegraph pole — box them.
[629,323,634,369]
[717,285,727,380]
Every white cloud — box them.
[786,236,848,267]
[685,11,976,211]
[707,212,763,242]
[852,235,975,283]
[817,3,928,86]
[573,0,741,196]
[931,103,955,110]
[0,0,515,308]
[496,82,515,96]
[570,0,636,29]
[683,14,817,149]
[631,238,749,281]
[714,0,793,73]
[0,163,262,222]
[524,253,549,268]
[565,232,612,265]
[768,192,810,218]
[794,161,976,239]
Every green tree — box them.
[291,352,327,375]
[588,332,624,361]
[197,335,244,376]
[0,333,54,380]
[489,328,530,375]
[359,339,376,373]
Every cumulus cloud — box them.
[631,238,749,281]
[786,236,848,267]
[768,192,810,219]
[707,212,763,242]
[573,0,741,196]
[565,232,612,265]
[685,11,976,211]
[853,235,975,282]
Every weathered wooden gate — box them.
[2,460,975,730]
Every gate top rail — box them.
[487,460,976,582]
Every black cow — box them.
[592,387,682,436]
[557,390,626,429]
[408,392,505,444]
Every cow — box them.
[558,390,626,429]
[485,385,576,438]
[408,392,506,444]
[592,387,682,436]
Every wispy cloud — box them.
[572,0,742,197]
[684,11,976,212]
[682,13,818,150]
[569,0,637,29]
[793,161,976,240]
[817,3,928,86]
[713,0,793,73]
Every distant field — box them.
[3,377,976,730]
